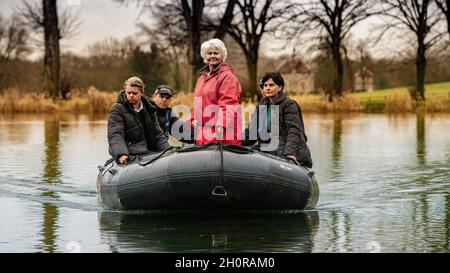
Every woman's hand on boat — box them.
[286,155,297,161]
[286,155,301,165]
[192,120,198,128]
[118,155,129,165]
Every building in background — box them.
[277,57,314,94]
[354,67,374,92]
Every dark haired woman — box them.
[244,71,312,168]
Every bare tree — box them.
[86,36,137,67]
[18,1,80,41]
[140,0,204,91]
[436,0,450,35]
[138,21,187,90]
[0,13,30,60]
[17,0,81,99]
[179,0,205,90]
[0,16,3,40]
[290,0,378,101]
[380,0,446,101]
[177,0,237,90]
[115,0,238,91]
[213,0,238,39]
[221,0,293,99]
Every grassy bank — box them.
[1,82,450,114]
[350,82,450,112]
[292,82,450,113]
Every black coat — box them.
[108,91,169,161]
[244,92,312,168]
[149,100,195,144]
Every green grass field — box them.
[350,81,450,103]
[289,81,450,112]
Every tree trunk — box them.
[214,0,237,40]
[331,42,344,100]
[416,112,426,165]
[416,39,426,101]
[447,6,450,36]
[43,0,60,99]
[446,0,450,36]
[448,18,450,37]
[246,49,259,101]
[190,25,203,92]
[188,0,205,92]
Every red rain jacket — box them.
[192,63,242,145]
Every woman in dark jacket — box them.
[108,77,169,164]
[244,72,313,168]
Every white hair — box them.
[200,38,228,63]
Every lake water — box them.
[0,113,449,253]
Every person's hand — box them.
[192,120,198,128]
[118,155,129,165]
[215,126,223,136]
[286,155,297,161]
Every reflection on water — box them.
[416,113,426,165]
[40,117,61,253]
[415,113,428,250]
[41,203,58,253]
[0,113,449,252]
[98,211,320,253]
[332,117,343,176]
[446,195,450,252]
[43,118,62,184]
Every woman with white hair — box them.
[192,38,242,145]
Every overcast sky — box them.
[0,0,401,59]
[0,0,146,56]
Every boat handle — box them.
[212,186,228,197]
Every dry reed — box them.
[424,96,450,112]
[384,93,414,112]
[1,88,449,114]
[0,87,117,114]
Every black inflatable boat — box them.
[97,143,319,210]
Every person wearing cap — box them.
[243,71,312,168]
[107,76,169,165]
[149,85,194,143]
[191,38,242,145]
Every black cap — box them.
[154,85,173,96]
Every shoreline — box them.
[1,85,449,114]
